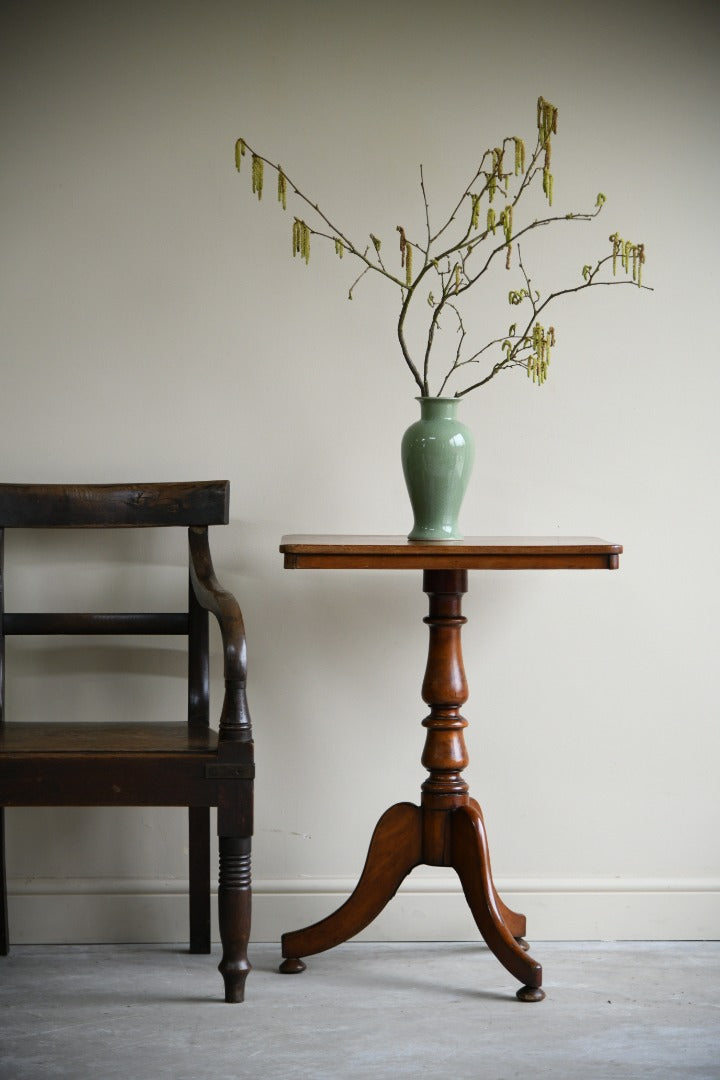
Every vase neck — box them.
[418,396,460,421]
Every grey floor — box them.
[0,942,718,1079]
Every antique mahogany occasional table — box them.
[278,535,622,1001]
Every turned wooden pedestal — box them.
[277,536,622,1001]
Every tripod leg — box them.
[280,802,422,971]
[468,797,527,944]
[451,803,544,1001]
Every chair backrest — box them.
[0,481,229,529]
[0,481,234,727]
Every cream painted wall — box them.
[1,0,718,944]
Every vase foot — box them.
[407,535,463,543]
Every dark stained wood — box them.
[0,722,219,755]
[0,762,220,806]
[0,719,223,804]
[0,808,7,956]
[188,574,210,725]
[279,538,622,999]
[0,531,6,953]
[189,528,247,684]
[0,528,5,725]
[217,835,252,1002]
[0,481,229,528]
[4,613,189,636]
[0,482,253,1003]
[189,806,211,953]
[280,534,622,571]
[189,527,251,747]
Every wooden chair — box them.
[0,481,254,1002]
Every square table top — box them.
[280,535,622,571]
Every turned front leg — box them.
[215,675,254,1002]
[217,835,252,1003]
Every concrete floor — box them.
[0,942,718,1079]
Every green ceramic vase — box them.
[401,396,474,542]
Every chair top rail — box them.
[0,481,229,528]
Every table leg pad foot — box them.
[279,957,307,974]
[516,984,545,1002]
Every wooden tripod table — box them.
[278,535,622,1001]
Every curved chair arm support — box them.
[189,527,250,742]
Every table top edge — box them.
[280,534,623,555]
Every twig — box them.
[235,97,649,398]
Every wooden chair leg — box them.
[188,806,211,954]
[0,809,8,955]
[217,835,252,1003]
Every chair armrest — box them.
[189,527,251,742]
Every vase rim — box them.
[415,395,461,402]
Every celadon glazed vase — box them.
[401,396,474,542]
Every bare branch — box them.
[235,98,649,399]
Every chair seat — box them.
[0,722,227,807]
[0,721,219,755]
